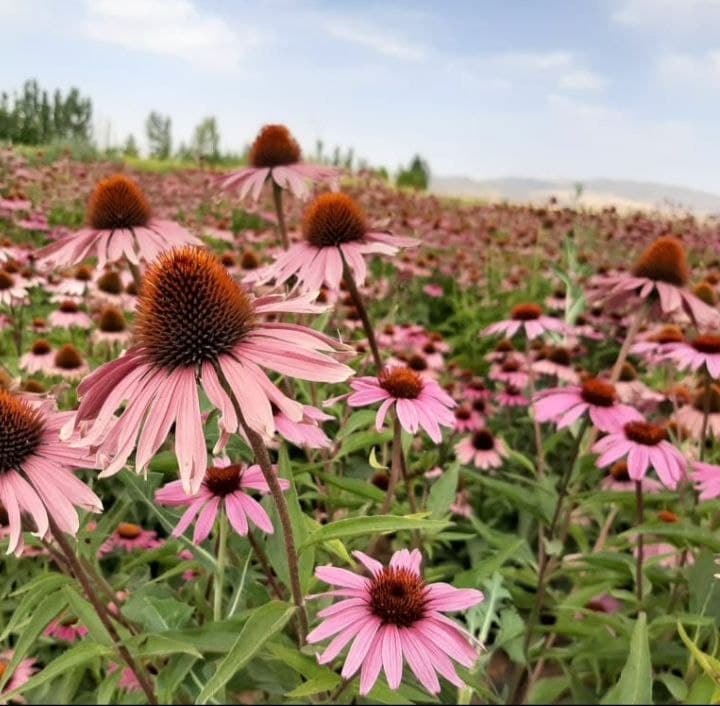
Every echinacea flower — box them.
[592,419,686,489]
[482,303,568,340]
[19,340,54,375]
[596,236,719,328]
[0,650,37,698]
[0,270,28,306]
[48,300,92,330]
[675,385,720,440]
[155,458,288,543]
[50,344,89,381]
[68,247,354,493]
[91,306,131,348]
[98,522,161,555]
[307,548,484,696]
[35,174,202,270]
[45,615,89,643]
[246,192,417,292]
[455,429,508,470]
[0,390,102,555]
[660,333,720,379]
[348,366,455,442]
[221,124,338,201]
[534,378,643,433]
[693,461,720,501]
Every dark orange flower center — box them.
[31,339,51,356]
[135,247,255,370]
[117,522,143,539]
[692,335,720,355]
[99,306,127,333]
[631,236,689,287]
[495,339,515,353]
[651,325,684,344]
[623,421,667,446]
[581,379,616,407]
[369,567,427,627]
[619,362,637,382]
[303,193,367,248]
[472,429,495,450]
[54,344,84,370]
[548,347,571,366]
[59,300,79,314]
[88,174,151,230]
[379,367,423,399]
[610,460,630,481]
[0,271,15,290]
[23,380,45,394]
[249,124,301,168]
[97,271,123,295]
[693,384,720,413]
[455,406,471,421]
[75,265,93,281]
[472,399,486,413]
[406,354,428,372]
[693,282,717,306]
[204,464,242,496]
[0,389,44,473]
[658,510,679,523]
[511,303,543,321]
[240,251,260,270]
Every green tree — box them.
[191,116,220,162]
[396,154,430,191]
[145,111,172,159]
[123,134,139,158]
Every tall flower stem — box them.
[699,376,712,462]
[272,182,290,250]
[213,509,228,622]
[340,254,382,372]
[380,414,404,515]
[48,519,157,705]
[635,481,645,605]
[213,362,308,644]
[127,259,143,293]
[525,338,545,477]
[610,304,647,384]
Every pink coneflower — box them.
[592,419,686,489]
[0,650,37,697]
[91,306,131,348]
[307,548,484,696]
[99,522,161,555]
[455,429,508,470]
[274,405,333,450]
[348,366,455,443]
[0,270,28,306]
[534,378,643,433]
[661,333,720,379]
[45,615,89,643]
[423,284,444,298]
[221,124,338,201]
[693,461,720,501]
[675,385,720,440]
[246,193,417,292]
[35,174,202,270]
[482,303,568,340]
[600,460,663,494]
[452,405,484,433]
[463,378,491,401]
[19,340,54,375]
[630,325,685,365]
[48,300,92,330]
[496,384,528,407]
[0,390,102,556]
[50,344,89,381]
[155,458,288,543]
[489,358,529,389]
[596,237,719,328]
[68,247,353,493]
[532,346,579,384]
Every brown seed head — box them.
[0,389,44,472]
[87,174,151,230]
[369,567,427,627]
[378,367,423,399]
[631,236,689,286]
[249,124,301,168]
[302,193,368,248]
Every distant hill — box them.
[430,176,720,215]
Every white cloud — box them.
[657,49,720,86]
[612,0,720,33]
[324,20,426,61]
[83,0,263,70]
[485,50,574,72]
[558,69,607,91]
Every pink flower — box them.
[45,616,89,643]
[68,247,353,494]
[423,284,444,298]
[19,340,54,375]
[534,378,643,433]
[98,522,161,555]
[0,271,28,306]
[693,461,720,501]
[274,405,333,450]
[661,334,720,379]
[0,390,102,556]
[496,385,529,407]
[35,174,202,270]
[47,300,92,330]
[307,548,484,696]
[155,458,288,543]
[246,193,417,292]
[592,419,686,489]
[348,366,456,443]
[221,124,339,201]
[455,429,508,470]
[0,650,37,698]
[482,303,568,340]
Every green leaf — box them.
[286,674,341,698]
[1,643,111,701]
[338,429,393,458]
[300,514,451,549]
[678,622,720,687]
[123,591,194,632]
[62,585,113,647]
[602,612,652,704]
[196,601,296,704]
[131,634,203,659]
[313,471,385,502]
[426,464,458,519]
[337,409,379,438]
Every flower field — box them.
[1,129,720,705]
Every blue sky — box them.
[1,0,720,192]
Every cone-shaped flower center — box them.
[31,340,51,356]
[468,379,487,393]
[631,236,689,286]
[623,421,667,446]
[619,362,637,382]
[610,460,630,481]
[581,379,616,407]
[99,306,127,333]
[0,271,15,290]
[303,193,367,248]
[501,359,521,373]
[691,334,720,355]
[205,463,242,496]
[54,344,84,370]
[0,389,44,473]
[455,406,471,421]
[472,429,495,450]
[59,300,79,314]
[495,339,515,353]
[693,282,717,306]
[472,399,486,413]
[652,325,684,344]
[369,566,427,627]
[135,248,255,370]
[407,354,428,372]
[693,384,720,413]
[379,367,423,399]
[88,175,151,231]
[75,265,93,281]
[511,303,542,321]
[548,347,572,366]
[249,124,301,168]
[117,522,143,539]
[97,271,123,295]
[241,250,260,270]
